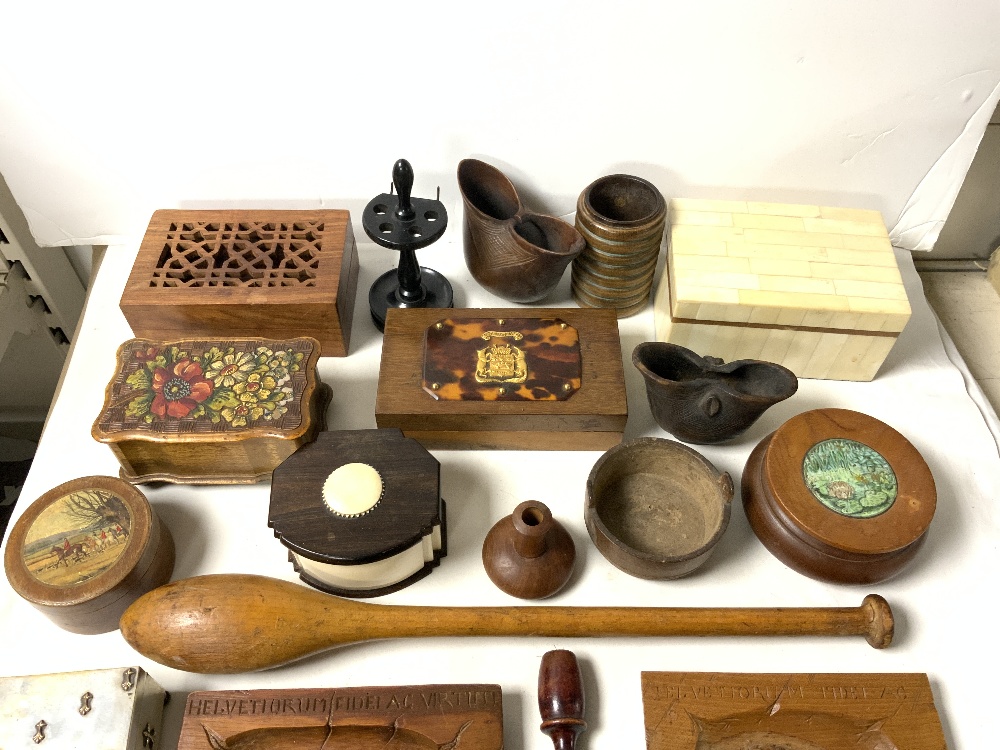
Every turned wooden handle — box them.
[538,650,586,750]
[119,574,894,674]
[393,158,415,219]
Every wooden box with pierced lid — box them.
[92,337,329,484]
[119,209,359,357]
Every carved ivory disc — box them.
[323,463,383,517]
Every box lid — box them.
[122,209,350,299]
[92,337,321,443]
[761,408,935,555]
[270,429,442,565]
[667,199,911,335]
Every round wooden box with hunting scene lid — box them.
[3,475,175,634]
[742,408,936,584]
[91,337,329,484]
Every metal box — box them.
[0,666,166,750]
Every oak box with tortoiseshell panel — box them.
[375,308,628,450]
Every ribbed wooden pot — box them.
[573,174,665,317]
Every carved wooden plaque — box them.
[641,671,947,750]
[177,685,503,750]
[422,317,581,401]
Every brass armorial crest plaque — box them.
[422,318,581,401]
[475,331,527,385]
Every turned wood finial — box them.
[538,649,586,750]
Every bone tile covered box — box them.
[653,199,911,381]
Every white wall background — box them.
[1,1,998,252]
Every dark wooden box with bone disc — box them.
[177,685,503,750]
[375,307,628,450]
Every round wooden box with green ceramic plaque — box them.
[742,408,936,584]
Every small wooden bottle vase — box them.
[481,500,575,599]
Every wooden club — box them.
[119,574,893,674]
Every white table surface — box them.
[2,223,997,750]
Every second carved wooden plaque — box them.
[641,671,947,750]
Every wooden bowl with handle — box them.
[585,438,733,579]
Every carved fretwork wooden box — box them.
[120,210,360,357]
[376,307,628,450]
[92,337,329,484]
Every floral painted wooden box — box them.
[119,209,360,356]
[92,337,329,484]
[0,666,166,750]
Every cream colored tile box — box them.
[654,199,910,381]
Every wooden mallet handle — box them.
[538,649,586,750]
[119,574,893,674]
